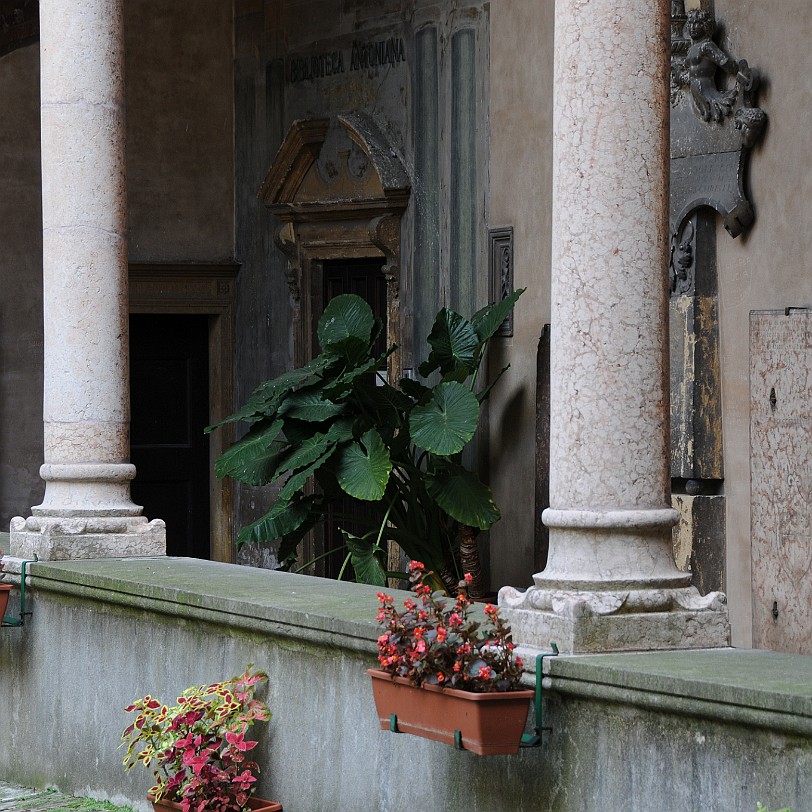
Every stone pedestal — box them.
[499,0,728,653]
[10,0,165,560]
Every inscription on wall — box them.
[288,36,406,83]
[751,310,812,655]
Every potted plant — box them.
[368,561,533,755]
[120,666,282,812]
[209,289,524,594]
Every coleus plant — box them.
[375,560,524,692]
[121,667,271,812]
[210,289,523,591]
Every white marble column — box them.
[10,0,165,560]
[499,0,727,652]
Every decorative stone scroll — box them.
[670,4,767,252]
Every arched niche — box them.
[259,113,411,380]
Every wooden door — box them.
[321,258,387,579]
[129,313,211,558]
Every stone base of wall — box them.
[0,558,809,812]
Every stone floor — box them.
[0,783,133,812]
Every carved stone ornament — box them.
[670,4,767,246]
[0,0,38,58]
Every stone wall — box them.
[0,558,809,812]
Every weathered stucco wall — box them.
[710,1,812,647]
[0,558,809,812]
[486,0,555,591]
[0,45,44,532]
[125,0,234,262]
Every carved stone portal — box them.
[259,113,410,381]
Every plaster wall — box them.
[124,0,234,262]
[711,1,812,647]
[0,45,44,532]
[481,0,555,591]
[0,559,809,812]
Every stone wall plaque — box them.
[751,309,812,654]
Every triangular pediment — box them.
[259,113,410,218]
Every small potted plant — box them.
[368,561,534,755]
[121,666,282,812]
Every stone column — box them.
[499,0,728,653]
[10,0,165,560]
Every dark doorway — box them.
[129,314,211,558]
[321,258,387,579]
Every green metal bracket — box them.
[1,557,37,628]
[520,642,559,748]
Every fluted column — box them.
[499,0,727,653]
[10,0,165,559]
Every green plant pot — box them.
[368,668,534,755]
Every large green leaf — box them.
[409,381,479,456]
[278,446,339,502]
[214,419,284,484]
[426,463,501,530]
[398,377,432,403]
[317,294,375,350]
[207,355,335,430]
[278,389,347,422]
[418,309,479,378]
[322,357,379,399]
[236,498,310,546]
[334,429,392,500]
[276,421,355,500]
[345,533,387,586]
[470,288,525,343]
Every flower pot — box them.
[0,584,12,621]
[368,668,534,755]
[148,794,282,812]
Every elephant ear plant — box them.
[210,289,523,592]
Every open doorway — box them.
[129,313,211,558]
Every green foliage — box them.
[211,289,524,587]
[375,561,524,692]
[121,667,271,812]
[756,804,794,812]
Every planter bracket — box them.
[520,642,559,748]
[2,557,37,627]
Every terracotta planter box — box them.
[368,668,533,755]
[149,794,282,812]
[0,584,12,622]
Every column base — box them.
[499,584,729,654]
[9,515,166,560]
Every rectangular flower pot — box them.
[148,794,282,812]
[368,668,533,755]
[0,584,11,621]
